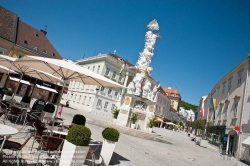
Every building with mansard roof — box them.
[0,6,62,59]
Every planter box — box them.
[130,123,135,129]
[3,95,12,101]
[199,139,208,147]
[148,128,152,133]
[59,139,89,166]
[100,139,116,166]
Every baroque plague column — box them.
[116,19,161,131]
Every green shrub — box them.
[102,127,120,142]
[149,117,155,128]
[112,106,120,119]
[43,103,55,113]
[72,114,86,126]
[66,125,91,146]
[21,96,31,103]
[5,90,13,96]
[130,112,138,124]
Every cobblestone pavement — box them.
[0,106,248,166]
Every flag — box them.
[119,61,126,74]
[210,98,217,120]
[201,108,206,120]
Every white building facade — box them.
[198,55,250,161]
[61,53,171,121]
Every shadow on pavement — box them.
[109,152,130,165]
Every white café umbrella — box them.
[0,54,62,95]
[14,55,125,126]
[0,65,17,74]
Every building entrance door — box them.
[228,135,234,156]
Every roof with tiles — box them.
[16,20,62,59]
[163,87,181,98]
[0,6,18,42]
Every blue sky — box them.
[1,0,250,106]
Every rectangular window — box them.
[108,88,112,95]
[92,66,95,72]
[97,65,100,73]
[96,99,102,107]
[79,95,81,101]
[222,84,225,94]
[112,71,117,79]
[100,86,105,92]
[83,96,86,104]
[88,97,91,105]
[238,73,242,86]
[104,102,109,110]
[234,102,238,117]
[33,45,38,50]
[228,80,231,91]
[224,105,229,119]
[114,89,118,96]
[88,66,90,70]
[118,75,123,82]
[42,49,47,54]
[111,104,115,110]
[105,68,110,76]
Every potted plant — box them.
[148,117,155,133]
[130,112,138,129]
[112,106,120,123]
[100,127,120,166]
[40,103,55,121]
[72,114,86,125]
[3,90,13,100]
[59,125,92,166]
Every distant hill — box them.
[181,101,198,112]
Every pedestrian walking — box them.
[58,104,63,117]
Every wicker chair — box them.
[6,106,23,125]
[36,135,64,166]
[0,134,33,164]
[30,121,47,153]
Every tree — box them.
[180,100,198,112]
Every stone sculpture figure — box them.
[126,19,160,101]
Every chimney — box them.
[167,86,172,89]
[40,29,47,35]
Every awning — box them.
[242,136,250,148]
[36,84,58,93]
[9,77,31,85]
[165,122,178,126]
[154,117,164,122]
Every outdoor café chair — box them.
[36,135,64,166]
[88,141,103,166]
[6,106,23,125]
[0,134,33,165]
[30,121,48,153]
[0,136,7,153]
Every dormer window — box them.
[33,45,38,50]
[24,40,28,44]
[52,53,55,56]
[43,49,47,54]
[36,34,39,37]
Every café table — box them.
[47,126,68,138]
[0,124,18,136]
